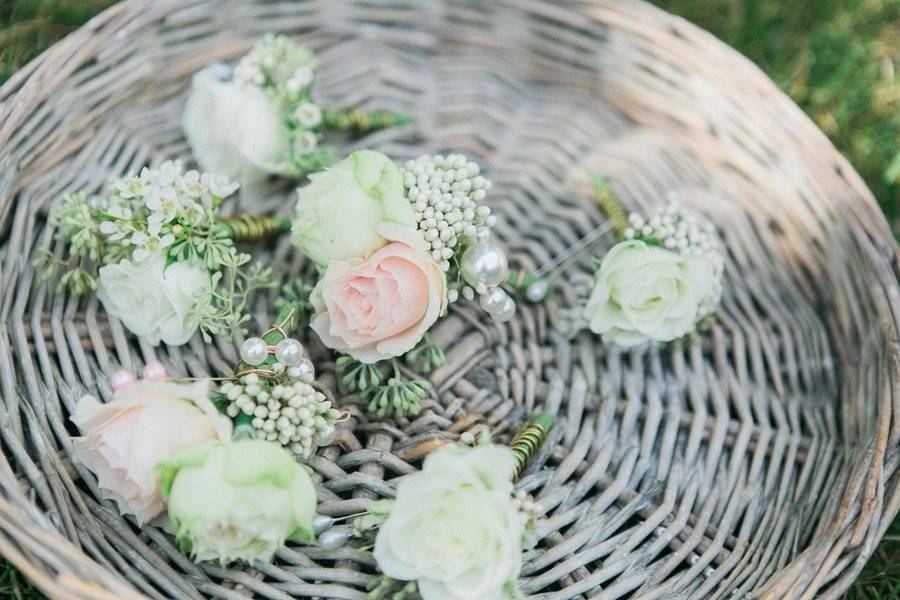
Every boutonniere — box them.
[182,34,409,196]
[514,177,724,347]
[285,150,520,417]
[40,160,286,345]
[338,414,553,600]
[71,364,318,565]
[71,313,342,565]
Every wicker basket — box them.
[0,1,897,598]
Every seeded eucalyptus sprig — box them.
[366,575,417,600]
[335,356,430,419]
[404,336,446,374]
[336,356,384,393]
[366,363,429,419]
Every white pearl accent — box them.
[318,529,349,550]
[494,295,517,322]
[480,287,510,314]
[274,337,304,366]
[461,241,509,286]
[313,514,335,534]
[525,279,550,303]
[240,337,268,366]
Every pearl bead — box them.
[240,337,268,366]
[318,426,336,445]
[480,288,510,314]
[142,360,167,382]
[110,370,136,392]
[313,514,335,534]
[461,242,508,287]
[274,338,304,366]
[318,529,349,550]
[525,279,549,303]
[494,295,517,322]
[293,358,315,380]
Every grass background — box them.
[0,0,897,598]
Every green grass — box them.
[0,1,897,599]
[652,0,899,235]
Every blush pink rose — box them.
[71,379,232,524]
[310,224,447,363]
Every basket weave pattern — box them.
[0,1,897,598]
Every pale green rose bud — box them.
[583,239,717,347]
[292,150,417,265]
[157,439,316,564]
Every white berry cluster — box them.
[232,33,316,92]
[624,201,725,316]
[402,154,497,272]
[220,372,341,459]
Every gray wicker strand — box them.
[0,1,897,599]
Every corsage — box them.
[287,149,520,417]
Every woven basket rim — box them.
[0,1,897,598]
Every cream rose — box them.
[374,445,525,600]
[309,224,446,363]
[97,252,211,346]
[71,379,231,524]
[292,150,417,265]
[584,240,716,347]
[182,64,290,185]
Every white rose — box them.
[97,253,211,346]
[292,150,417,265]
[584,239,716,347]
[374,445,525,600]
[181,65,289,185]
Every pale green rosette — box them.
[157,439,316,564]
[292,149,417,265]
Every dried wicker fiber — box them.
[0,1,897,598]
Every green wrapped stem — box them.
[509,412,554,481]
[506,268,541,292]
[322,107,411,135]
[591,175,629,239]
[218,215,292,243]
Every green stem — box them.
[505,268,541,292]
[591,175,628,239]
[509,412,554,481]
[322,107,411,135]
[217,215,292,243]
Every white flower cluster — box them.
[221,372,341,459]
[99,160,238,262]
[233,33,316,91]
[401,154,496,272]
[623,200,724,316]
[231,34,326,168]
